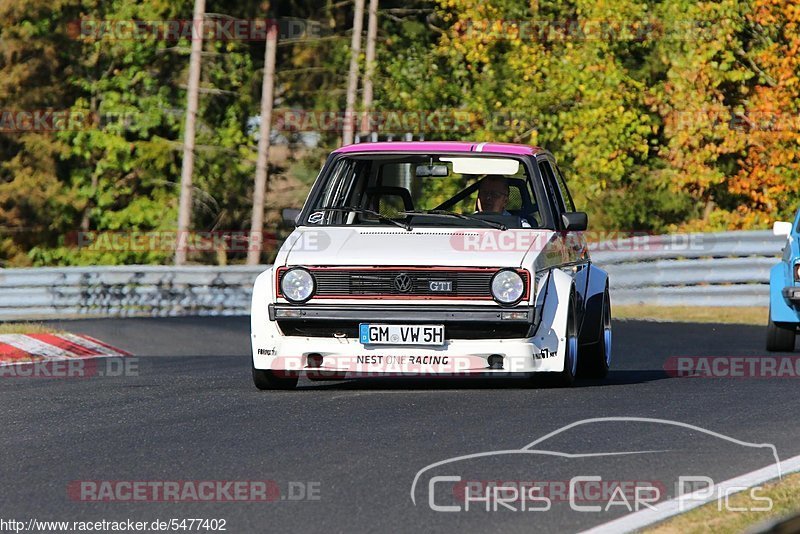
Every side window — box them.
[317,160,350,223]
[538,160,565,215]
[313,159,365,224]
[554,165,576,212]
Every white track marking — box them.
[60,333,128,357]
[579,453,800,533]
[0,334,74,360]
[0,334,130,366]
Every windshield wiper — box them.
[315,207,412,231]
[399,210,507,231]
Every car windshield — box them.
[303,154,544,229]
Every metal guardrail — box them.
[0,265,264,319]
[592,230,785,307]
[0,230,786,319]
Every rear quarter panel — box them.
[770,212,800,324]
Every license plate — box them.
[359,324,445,346]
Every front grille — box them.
[276,320,531,339]
[277,267,528,300]
[318,269,491,297]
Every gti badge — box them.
[428,281,453,292]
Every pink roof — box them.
[334,141,544,156]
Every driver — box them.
[475,175,532,227]
[476,175,511,214]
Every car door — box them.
[536,156,590,319]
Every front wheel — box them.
[252,365,299,390]
[551,295,578,387]
[578,287,612,379]
[766,315,796,352]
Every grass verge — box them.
[646,472,800,534]
[0,322,61,335]
[614,305,768,326]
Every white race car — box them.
[251,141,612,389]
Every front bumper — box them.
[269,303,537,323]
[270,304,537,340]
[251,266,574,376]
[252,335,561,375]
[782,287,800,303]
[253,304,561,374]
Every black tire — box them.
[551,293,578,387]
[252,365,299,390]
[766,315,796,352]
[578,286,612,379]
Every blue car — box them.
[768,213,800,351]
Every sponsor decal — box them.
[535,348,555,359]
[273,354,493,377]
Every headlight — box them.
[491,269,525,305]
[280,267,315,303]
[795,263,800,282]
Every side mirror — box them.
[561,212,588,232]
[773,221,793,237]
[282,208,301,226]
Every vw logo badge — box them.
[393,273,413,293]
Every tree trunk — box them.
[175,0,206,265]
[342,0,365,146]
[360,0,378,135]
[247,22,279,265]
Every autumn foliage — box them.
[1,0,799,265]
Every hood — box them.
[279,226,555,268]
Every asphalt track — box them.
[1,317,798,533]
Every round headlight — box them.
[491,270,525,305]
[281,267,315,303]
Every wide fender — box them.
[251,267,283,369]
[533,268,574,369]
[770,263,800,325]
[579,264,609,346]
